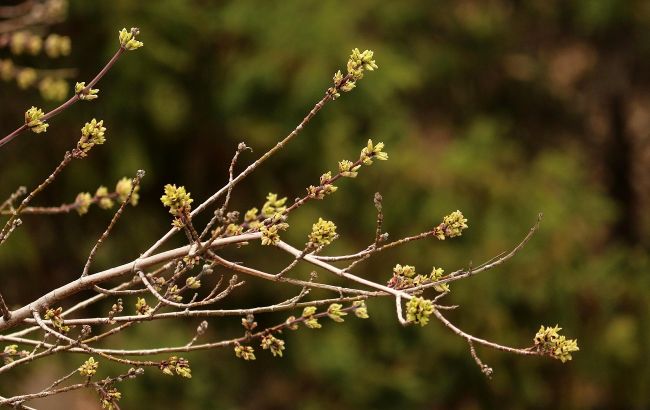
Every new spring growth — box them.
[161,184,193,217]
[360,139,389,165]
[534,325,580,363]
[430,267,450,293]
[302,306,321,329]
[95,186,114,210]
[352,301,370,319]
[261,222,289,246]
[261,334,286,357]
[159,356,192,378]
[327,303,347,323]
[75,81,99,100]
[24,106,48,133]
[77,119,106,155]
[78,357,98,377]
[186,276,201,289]
[241,314,258,332]
[388,264,450,291]
[338,159,361,178]
[308,218,337,247]
[234,343,256,360]
[44,307,70,333]
[284,316,299,330]
[406,297,434,327]
[75,192,92,215]
[307,171,338,199]
[261,193,287,218]
[99,388,121,410]
[118,28,144,51]
[433,210,469,240]
[3,345,17,356]
[330,48,378,99]
[135,297,152,315]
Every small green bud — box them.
[430,267,450,292]
[75,81,99,100]
[95,186,114,210]
[405,297,434,327]
[161,184,193,216]
[261,193,287,217]
[99,387,121,409]
[302,306,321,329]
[224,223,243,236]
[244,207,259,222]
[308,218,337,247]
[359,139,388,165]
[327,303,347,323]
[261,334,286,357]
[285,316,299,330]
[338,160,360,178]
[534,325,579,363]
[352,301,369,319]
[77,119,106,154]
[434,210,468,240]
[75,192,92,215]
[135,297,152,315]
[394,264,416,278]
[185,276,201,289]
[118,28,143,51]
[78,357,98,377]
[44,307,70,333]
[234,343,256,360]
[261,223,288,246]
[24,106,48,133]
[3,345,17,356]
[159,356,192,378]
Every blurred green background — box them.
[1,0,649,408]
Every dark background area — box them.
[1,0,649,408]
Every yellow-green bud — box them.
[118,28,144,51]
[406,297,434,327]
[24,106,48,133]
[75,192,92,215]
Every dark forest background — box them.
[1,1,649,408]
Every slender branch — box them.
[208,251,376,296]
[139,90,335,260]
[0,45,127,148]
[0,186,26,212]
[275,240,414,301]
[31,308,156,367]
[0,191,120,216]
[431,308,537,356]
[16,296,367,327]
[0,151,73,242]
[82,171,145,277]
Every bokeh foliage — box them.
[1,0,649,408]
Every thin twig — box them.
[82,171,145,277]
[0,41,129,148]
